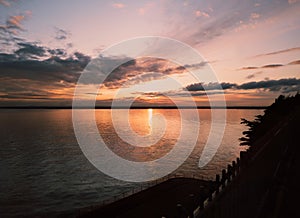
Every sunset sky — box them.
[0,0,300,106]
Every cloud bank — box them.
[185,78,300,94]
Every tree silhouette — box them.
[240,93,300,147]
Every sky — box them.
[0,0,300,106]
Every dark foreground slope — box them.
[201,94,300,218]
[78,178,216,218]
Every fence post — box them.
[188,194,195,218]
[240,151,248,169]
[236,157,240,174]
[215,174,220,194]
[221,169,226,189]
[208,188,213,202]
[232,161,236,178]
[176,204,183,218]
[188,206,194,218]
[199,198,205,210]
[227,164,232,183]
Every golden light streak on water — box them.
[148,108,153,134]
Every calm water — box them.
[0,109,263,216]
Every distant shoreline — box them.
[0,106,267,110]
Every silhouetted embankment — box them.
[200,94,300,218]
[77,178,216,218]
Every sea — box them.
[0,109,263,216]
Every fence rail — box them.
[192,151,249,218]
[80,172,212,214]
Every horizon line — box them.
[0,106,268,110]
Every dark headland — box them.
[200,94,300,218]
[76,94,300,218]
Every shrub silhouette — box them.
[240,93,300,147]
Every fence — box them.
[79,172,211,214]
[78,151,251,217]
[191,150,250,218]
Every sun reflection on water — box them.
[148,108,153,134]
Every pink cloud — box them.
[7,11,31,29]
[7,15,25,28]
[112,3,125,9]
[195,10,210,18]
[138,2,155,15]
[138,8,145,15]
[251,13,260,19]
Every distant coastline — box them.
[0,106,267,110]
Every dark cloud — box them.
[239,60,299,71]
[78,55,134,86]
[131,91,165,98]
[1,49,206,103]
[0,40,92,103]
[0,54,90,83]
[103,58,166,88]
[0,12,91,105]
[241,67,258,70]
[238,78,300,92]
[47,48,67,57]
[262,64,283,68]
[182,61,208,69]
[0,89,55,100]
[288,60,300,65]
[54,27,71,41]
[185,78,300,94]
[239,64,282,70]
[0,75,75,103]
[131,90,225,98]
[253,47,300,58]
[189,91,226,97]
[186,82,237,91]
[73,52,91,67]
[15,42,46,59]
[101,58,206,89]
[131,89,229,101]
[1,40,85,61]
[245,71,262,79]
[0,53,17,61]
